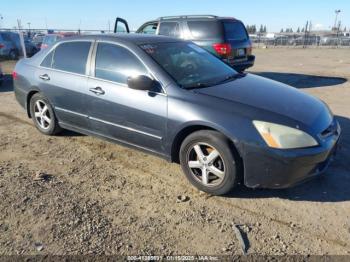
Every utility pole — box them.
[0,14,3,28]
[17,19,27,58]
[336,21,342,47]
[27,22,31,37]
[334,10,341,31]
[303,21,309,48]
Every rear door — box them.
[158,21,182,38]
[35,41,93,129]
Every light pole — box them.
[334,10,341,30]
[27,22,31,36]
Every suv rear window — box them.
[223,21,248,41]
[187,21,223,39]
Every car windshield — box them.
[140,42,237,89]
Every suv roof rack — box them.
[159,15,218,20]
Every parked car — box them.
[292,35,321,46]
[0,65,3,86]
[13,34,340,195]
[40,33,77,49]
[115,15,255,72]
[0,31,38,59]
[32,33,46,49]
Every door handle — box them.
[39,74,50,81]
[89,86,105,95]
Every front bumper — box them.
[242,121,341,189]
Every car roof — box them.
[57,33,182,45]
[157,15,240,22]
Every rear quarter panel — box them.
[14,59,38,110]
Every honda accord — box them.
[13,34,341,195]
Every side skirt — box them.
[59,122,172,162]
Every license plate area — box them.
[237,48,245,57]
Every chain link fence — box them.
[250,33,350,48]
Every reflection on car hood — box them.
[196,73,332,128]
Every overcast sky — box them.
[0,0,349,32]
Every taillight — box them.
[212,43,232,57]
[0,44,5,49]
[247,46,253,55]
[12,71,18,80]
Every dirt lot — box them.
[0,48,349,256]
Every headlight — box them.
[253,121,318,149]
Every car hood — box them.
[195,73,332,129]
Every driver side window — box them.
[95,43,148,84]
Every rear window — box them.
[223,21,248,41]
[187,21,223,39]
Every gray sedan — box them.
[13,34,340,195]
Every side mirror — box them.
[127,75,155,91]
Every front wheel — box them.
[179,130,239,195]
[29,93,62,135]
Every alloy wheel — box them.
[187,143,225,187]
[34,100,51,130]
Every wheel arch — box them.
[170,123,244,183]
[26,88,41,118]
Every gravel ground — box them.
[0,48,349,256]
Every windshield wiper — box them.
[215,73,243,85]
[182,82,212,89]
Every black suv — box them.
[115,15,255,72]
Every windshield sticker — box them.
[140,44,156,54]
[188,44,206,53]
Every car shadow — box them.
[251,72,347,89]
[58,129,85,137]
[226,115,350,203]
[0,74,13,93]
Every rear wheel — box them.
[179,130,238,195]
[29,93,62,135]
[9,50,18,60]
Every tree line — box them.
[246,25,267,34]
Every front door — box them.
[86,42,167,153]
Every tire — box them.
[179,130,239,195]
[9,50,18,60]
[29,93,62,135]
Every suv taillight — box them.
[212,43,232,57]
[0,44,5,49]
[247,46,252,55]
